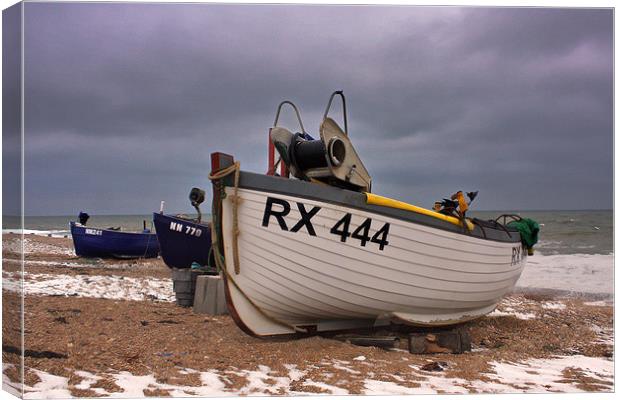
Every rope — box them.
[208,162,241,274]
[208,161,308,334]
[142,219,156,259]
[142,233,152,259]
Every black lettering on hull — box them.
[262,197,291,231]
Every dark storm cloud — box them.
[21,4,612,215]
[2,3,22,216]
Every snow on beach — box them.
[4,257,159,271]
[3,270,174,302]
[3,229,71,239]
[5,354,613,397]
[3,236,74,256]
[5,284,614,399]
[488,297,537,320]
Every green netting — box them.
[507,218,540,248]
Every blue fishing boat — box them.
[153,188,213,269]
[153,213,212,269]
[70,214,160,258]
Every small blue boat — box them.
[152,212,212,269]
[153,188,213,269]
[70,221,160,259]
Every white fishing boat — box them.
[209,91,529,337]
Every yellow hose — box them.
[365,193,474,231]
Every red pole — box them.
[267,127,275,175]
[267,127,289,177]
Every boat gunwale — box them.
[151,212,211,229]
[70,221,157,237]
[231,171,522,245]
[237,197,522,262]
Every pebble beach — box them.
[2,233,614,397]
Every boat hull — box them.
[70,222,160,259]
[153,213,212,269]
[215,175,527,337]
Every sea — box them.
[470,210,614,297]
[2,210,614,297]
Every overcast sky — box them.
[10,3,614,215]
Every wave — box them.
[518,253,614,295]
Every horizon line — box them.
[4,208,615,218]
